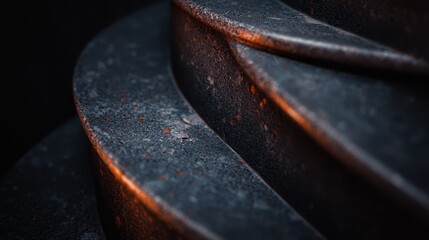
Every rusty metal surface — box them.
[171,3,429,239]
[230,40,429,216]
[172,0,429,75]
[0,118,105,240]
[73,1,323,239]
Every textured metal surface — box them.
[230,40,429,216]
[283,0,429,63]
[73,1,323,239]
[172,0,429,75]
[0,118,105,240]
[171,4,429,239]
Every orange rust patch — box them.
[176,170,184,176]
[159,175,166,181]
[138,116,145,121]
[250,85,256,94]
[162,128,170,134]
[237,158,245,165]
[263,98,267,104]
[236,114,241,122]
[237,30,262,44]
[230,119,235,126]
[259,98,268,109]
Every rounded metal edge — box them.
[171,0,429,75]
[73,91,220,240]
[227,39,429,222]
[71,3,221,239]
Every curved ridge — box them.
[228,39,429,220]
[172,0,429,75]
[73,1,324,239]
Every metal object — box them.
[230,40,429,215]
[171,0,429,239]
[0,118,105,240]
[5,0,425,239]
[283,0,429,64]
[72,0,429,238]
[172,0,429,75]
[73,2,322,239]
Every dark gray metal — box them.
[73,1,323,239]
[230,40,429,216]
[283,0,429,64]
[0,118,105,240]
[172,0,429,75]
[171,3,429,239]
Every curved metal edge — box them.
[71,4,222,237]
[172,0,429,75]
[228,39,429,221]
[73,94,220,240]
[72,2,325,239]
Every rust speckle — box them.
[237,158,245,165]
[259,98,268,109]
[138,116,145,125]
[159,175,166,181]
[162,127,171,134]
[236,114,241,122]
[230,119,235,126]
[176,170,185,176]
[250,85,256,94]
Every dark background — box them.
[3,0,155,175]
